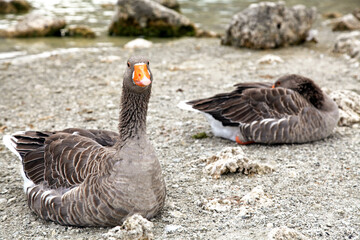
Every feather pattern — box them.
[187,74,339,144]
[3,56,166,226]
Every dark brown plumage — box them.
[186,74,339,144]
[3,56,166,226]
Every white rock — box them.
[124,38,153,49]
[202,198,233,212]
[164,224,182,233]
[256,54,284,65]
[268,226,308,240]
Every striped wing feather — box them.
[221,87,310,124]
[188,82,310,126]
[188,82,273,126]
[13,129,119,188]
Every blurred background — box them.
[0,0,359,57]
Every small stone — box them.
[256,54,284,65]
[169,210,184,218]
[0,198,7,206]
[164,224,182,233]
[124,38,153,49]
[7,197,16,204]
[268,226,308,240]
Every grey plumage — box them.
[3,56,166,226]
[187,74,339,144]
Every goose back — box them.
[187,74,339,144]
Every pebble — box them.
[124,38,153,49]
[164,224,182,233]
[0,198,7,206]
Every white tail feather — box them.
[177,100,199,112]
[3,133,35,192]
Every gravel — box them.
[0,37,359,239]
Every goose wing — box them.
[187,82,273,126]
[221,87,310,124]
[11,129,118,188]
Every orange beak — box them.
[271,85,275,88]
[133,64,151,87]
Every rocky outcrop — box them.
[62,25,96,38]
[0,0,31,14]
[221,1,317,49]
[154,0,180,12]
[333,31,360,59]
[108,0,196,37]
[332,14,360,31]
[0,14,66,38]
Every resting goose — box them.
[182,74,339,144]
[3,56,166,227]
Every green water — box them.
[0,0,359,56]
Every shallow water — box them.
[0,0,359,56]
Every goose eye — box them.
[277,82,280,86]
[127,62,130,68]
[147,61,150,66]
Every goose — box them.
[3,56,166,227]
[181,74,339,144]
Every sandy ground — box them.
[0,37,360,239]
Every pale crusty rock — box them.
[102,214,154,240]
[203,147,274,179]
[108,0,196,37]
[202,197,236,212]
[256,54,284,65]
[329,90,360,127]
[268,226,308,240]
[333,31,360,59]
[124,38,153,49]
[0,14,65,38]
[238,186,272,218]
[221,1,317,49]
[202,186,272,217]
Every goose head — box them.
[272,74,324,108]
[123,56,153,93]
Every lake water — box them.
[0,0,359,56]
